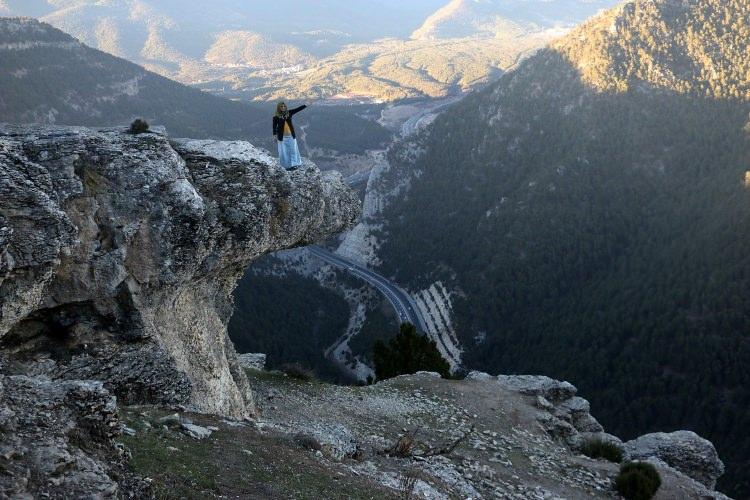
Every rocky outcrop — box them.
[625,431,725,489]
[0,124,360,419]
[495,374,578,403]
[469,372,727,493]
[0,365,150,498]
[237,353,267,371]
[227,369,731,499]
[492,374,607,445]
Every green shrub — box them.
[581,438,623,463]
[279,362,315,381]
[616,462,661,500]
[373,323,450,381]
[293,432,323,451]
[128,118,149,134]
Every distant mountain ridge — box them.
[1,0,619,102]
[552,0,750,98]
[370,0,750,496]
[204,31,315,69]
[0,17,392,158]
[411,0,613,39]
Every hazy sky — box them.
[0,0,619,61]
[0,1,619,40]
[0,0,449,40]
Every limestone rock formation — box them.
[493,374,606,445]
[0,124,360,419]
[237,352,267,371]
[496,374,578,403]
[0,361,151,498]
[469,371,726,493]
[625,430,725,489]
[217,369,730,499]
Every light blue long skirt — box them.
[278,135,302,169]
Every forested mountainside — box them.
[229,271,351,382]
[1,0,617,102]
[376,0,750,496]
[0,18,391,153]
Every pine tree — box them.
[373,323,450,380]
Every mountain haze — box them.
[2,0,619,102]
[412,0,613,39]
[0,18,391,159]
[373,0,750,495]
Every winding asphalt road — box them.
[308,245,428,332]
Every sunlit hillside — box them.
[1,0,618,102]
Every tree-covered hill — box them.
[228,271,352,382]
[376,0,750,495]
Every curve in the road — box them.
[308,246,427,332]
[309,245,464,370]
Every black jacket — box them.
[272,105,307,141]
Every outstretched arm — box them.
[288,104,308,116]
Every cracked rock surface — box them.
[0,124,360,497]
[0,124,359,418]
[624,431,725,489]
[0,359,151,499]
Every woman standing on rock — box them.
[273,102,308,171]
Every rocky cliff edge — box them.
[0,124,360,419]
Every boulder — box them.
[496,375,577,403]
[181,423,213,440]
[295,423,358,461]
[624,431,725,488]
[237,353,267,371]
[465,371,494,381]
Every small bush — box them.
[390,432,416,458]
[128,119,150,134]
[581,438,623,463]
[293,432,322,451]
[616,462,661,500]
[279,362,315,381]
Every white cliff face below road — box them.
[413,281,463,369]
[336,150,391,267]
[337,98,454,267]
